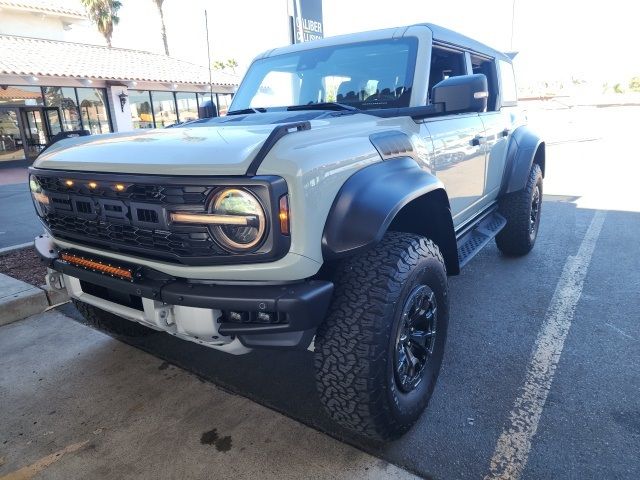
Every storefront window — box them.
[77,88,110,134]
[43,86,81,131]
[216,93,233,116]
[151,91,178,128]
[129,90,154,129]
[176,92,199,123]
[0,85,43,106]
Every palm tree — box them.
[225,59,238,74]
[152,0,170,56]
[81,0,122,48]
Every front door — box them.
[0,107,25,162]
[20,107,63,160]
[421,113,487,227]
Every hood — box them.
[33,111,332,176]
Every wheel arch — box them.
[321,157,459,275]
[502,126,545,195]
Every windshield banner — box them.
[291,0,323,43]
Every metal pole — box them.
[205,10,214,104]
[510,0,516,50]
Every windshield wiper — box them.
[286,102,359,112]
[227,107,267,116]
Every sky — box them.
[110,0,638,85]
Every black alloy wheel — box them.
[394,285,437,393]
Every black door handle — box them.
[502,128,510,137]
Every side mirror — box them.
[198,99,218,119]
[431,74,488,114]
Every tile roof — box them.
[0,35,239,87]
[0,0,86,18]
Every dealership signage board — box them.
[291,0,323,43]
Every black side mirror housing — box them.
[432,74,488,114]
[198,99,218,119]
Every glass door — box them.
[0,107,25,162]
[20,107,64,160]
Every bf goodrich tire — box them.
[314,232,449,440]
[496,163,543,256]
[73,300,154,337]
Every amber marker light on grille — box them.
[65,180,74,187]
[114,183,126,192]
[88,181,98,189]
[170,212,254,225]
[279,195,290,235]
[61,253,133,280]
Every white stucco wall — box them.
[0,10,104,45]
[106,86,133,133]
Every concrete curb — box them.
[0,242,34,255]
[0,273,69,326]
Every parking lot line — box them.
[486,210,606,480]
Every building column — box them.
[106,85,133,132]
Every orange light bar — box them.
[61,253,133,280]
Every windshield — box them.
[230,38,418,112]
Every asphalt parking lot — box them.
[1,106,639,479]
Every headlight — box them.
[29,175,49,217]
[210,188,266,251]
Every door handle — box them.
[471,136,487,146]
[502,128,510,137]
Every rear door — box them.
[469,54,512,200]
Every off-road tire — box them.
[496,163,543,256]
[314,231,449,440]
[72,299,154,337]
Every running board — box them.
[456,210,506,268]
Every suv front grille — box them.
[31,170,290,266]
[44,213,227,260]
[35,175,232,264]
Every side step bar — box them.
[456,207,506,268]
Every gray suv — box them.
[30,23,544,440]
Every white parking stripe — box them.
[486,210,606,480]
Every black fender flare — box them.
[322,157,459,274]
[502,126,545,194]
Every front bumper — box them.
[36,235,333,351]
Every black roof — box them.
[417,23,511,62]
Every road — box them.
[1,106,639,479]
[0,167,42,249]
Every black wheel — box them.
[72,299,155,337]
[314,232,449,440]
[496,163,543,256]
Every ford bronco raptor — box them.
[30,23,544,440]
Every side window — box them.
[498,60,518,106]
[470,55,498,111]
[428,46,466,103]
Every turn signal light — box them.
[114,183,125,192]
[279,195,290,235]
[88,182,98,189]
[65,180,74,187]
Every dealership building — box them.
[0,0,238,163]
